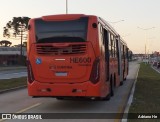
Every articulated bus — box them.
[27,14,129,100]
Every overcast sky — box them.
[0,0,160,53]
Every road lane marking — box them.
[0,103,41,122]
[15,103,41,113]
[151,66,160,73]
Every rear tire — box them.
[120,81,123,86]
[110,80,114,97]
[120,72,125,86]
[102,93,111,101]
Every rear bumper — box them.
[28,81,103,97]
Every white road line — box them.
[151,66,160,73]
[0,103,41,122]
[16,103,41,113]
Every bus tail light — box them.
[26,60,35,84]
[90,57,100,84]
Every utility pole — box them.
[108,20,124,28]
[20,26,23,57]
[18,24,27,65]
[66,0,68,14]
[137,26,155,64]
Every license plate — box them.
[55,72,68,76]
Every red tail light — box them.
[89,57,100,84]
[26,60,35,84]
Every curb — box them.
[0,85,27,94]
[151,66,160,73]
[121,65,140,122]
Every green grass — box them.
[0,77,27,91]
[0,66,26,71]
[128,63,160,122]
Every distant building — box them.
[153,51,160,57]
[0,47,26,66]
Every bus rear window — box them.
[35,17,88,43]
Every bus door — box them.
[116,36,122,82]
[103,29,109,81]
[116,39,120,76]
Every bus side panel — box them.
[87,16,110,97]
[27,19,36,55]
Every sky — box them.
[0,0,160,54]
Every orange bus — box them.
[27,14,129,100]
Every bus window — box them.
[103,28,109,81]
[110,34,114,57]
[35,17,88,43]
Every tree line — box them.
[1,16,30,47]
[0,40,27,47]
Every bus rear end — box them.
[27,14,107,98]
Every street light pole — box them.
[66,0,68,14]
[148,37,155,55]
[137,26,155,64]
[108,20,124,28]
[122,33,130,38]
[109,20,124,24]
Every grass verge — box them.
[0,66,26,72]
[0,77,27,91]
[128,63,160,122]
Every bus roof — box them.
[98,17,127,45]
[30,14,127,45]
[31,14,97,21]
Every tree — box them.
[3,17,30,38]
[3,17,30,63]
[0,40,12,47]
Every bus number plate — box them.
[55,72,68,76]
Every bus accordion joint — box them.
[89,57,100,84]
[26,60,35,84]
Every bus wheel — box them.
[110,80,114,96]
[111,85,114,96]
[120,81,123,86]
[102,93,111,101]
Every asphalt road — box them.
[0,61,139,122]
[0,69,27,79]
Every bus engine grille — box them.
[36,44,87,55]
